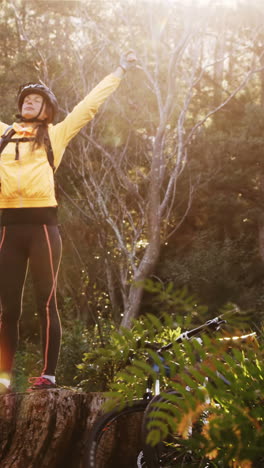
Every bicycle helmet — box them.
[17,82,59,122]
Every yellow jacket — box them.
[0,73,121,208]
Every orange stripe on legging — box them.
[0,227,6,366]
[0,227,6,251]
[43,224,62,374]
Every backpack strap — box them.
[44,132,55,172]
[0,126,16,154]
[0,126,55,172]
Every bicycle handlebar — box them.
[128,315,226,365]
[159,316,226,352]
[151,316,226,377]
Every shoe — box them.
[27,376,57,391]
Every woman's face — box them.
[21,93,48,120]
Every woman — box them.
[0,51,136,393]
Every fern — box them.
[75,283,264,465]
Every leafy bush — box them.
[56,319,90,387]
[75,318,123,391]
[75,285,211,394]
[158,231,264,323]
[13,340,42,392]
[76,313,173,394]
[107,314,264,467]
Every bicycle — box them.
[139,326,257,467]
[83,315,227,468]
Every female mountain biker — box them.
[0,51,137,393]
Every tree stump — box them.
[0,390,143,468]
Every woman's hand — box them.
[119,50,137,72]
[113,50,137,78]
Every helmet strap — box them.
[15,114,48,123]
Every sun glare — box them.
[173,0,239,6]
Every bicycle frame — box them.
[138,318,257,468]
[84,313,257,468]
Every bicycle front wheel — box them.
[142,392,204,468]
[83,399,149,468]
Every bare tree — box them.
[56,1,264,328]
[8,0,264,328]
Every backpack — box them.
[0,125,55,171]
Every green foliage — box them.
[75,282,244,399]
[157,97,264,321]
[105,311,264,466]
[13,340,42,392]
[76,312,176,395]
[56,319,90,387]
[141,280,209,326]
[158,230,264,322]
[76,320,130,392]
[173,337,264,467]
[75,285,212,395]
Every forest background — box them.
[1,0,264,389]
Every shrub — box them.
[108,314,264,467]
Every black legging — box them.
[0,224,62,375]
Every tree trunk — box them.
[0,390,143,468]
[214,23,225,107]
